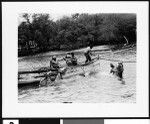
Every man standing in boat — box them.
[84,44,93,64]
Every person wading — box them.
[116,62,124,79]
[110,63,117,75]
[49,55,63,81]
[110,62,124,80]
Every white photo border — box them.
[2,1,149,118]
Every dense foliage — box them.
[18,13,136,56]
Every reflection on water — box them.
[18,47,136,103]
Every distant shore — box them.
[18,44,136,72]
[19,43,136,58]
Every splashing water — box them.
[18,46,136,103]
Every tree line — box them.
[18,13,136,56]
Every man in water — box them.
[84,45,93,63]
[110,63,117,75]
[116,62,124,79]
[110,62,124,79]
[49,55,63,80]
[40,56,67,86]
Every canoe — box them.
[19,78,41,84]
[18,55,99,74]
[18,67,50,74]
[18,55,100,85]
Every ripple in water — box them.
[18,49,136,103]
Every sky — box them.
[17,1,144,24]
[18,13,72,25]
[19,13,72,22]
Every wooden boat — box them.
[18,55,100,85]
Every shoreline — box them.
[18,44,136,59]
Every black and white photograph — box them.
[2,2,149,117]
[18,12,136,103]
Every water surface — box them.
[18,46,136,103]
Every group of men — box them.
[64,45,93,66]
[48,45,93,81]
[48,45,124,82]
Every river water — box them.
[18,46,136,103]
